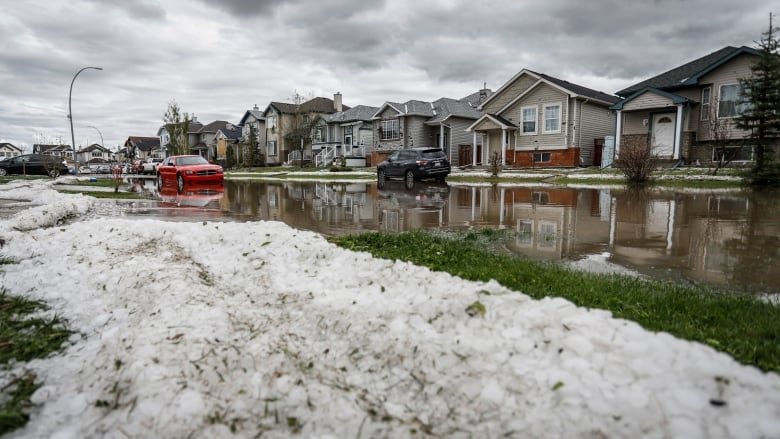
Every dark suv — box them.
[377,148,451,185]
[0,154,70,178]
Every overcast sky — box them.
[0,0,774,152]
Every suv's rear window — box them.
[421,150,446,159]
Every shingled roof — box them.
[124,136,160,152]
[324,105,379,123]
[529,71,619,104]
[268,97,349,115]
[615,46,759,97]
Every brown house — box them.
[611,46,778,166]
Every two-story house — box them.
[124,136,161,160]
[263,94,346,165]
[468,70,618,167]
[214,123,243,164]
[78,143,112,165]
[371,88,491,167]
[238,105,267,150]
[611,46,777,166]
[0,142,22,159]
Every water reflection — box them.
[217,180,779,293]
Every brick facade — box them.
[507,147,581,167]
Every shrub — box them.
[615,143,657,183]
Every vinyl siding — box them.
[696,54,756,141]
[405,116,429,149]
[503,84,569,150]
[375,107,403,150]
[482,74,538,114]
[622,93,675,111]
[577,101,616,165]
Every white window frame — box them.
[267,115,277,129]
[267,140,277,157]
[380,119,400,141]
[717,83,746,119]
[542,103,562,134]
[700,86,711,121]
[521,105,537,135]
[712,145,754,163]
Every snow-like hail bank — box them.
[1,179,779,438]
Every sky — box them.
[1,178,780,437]
[0,0,774,153]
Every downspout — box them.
[579,98,589,166]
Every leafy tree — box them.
[225,144,236,169]
[284,92,320,168]
[241,124,260,167]
[736,13,780,181]
[163,100,190,156]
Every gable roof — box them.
[124,136,160,151]
[265,96,349,116]
[200,120,230,133]
[616,46,760,97]
[466,113,516,132]
[79,143,111,153]
[216,126,242,141]
[0,142,22,152]
[611,87,691,110]
[239,108,265,125]
[426,97,483,125]
[459,89,493,108]
[480,69,619,111]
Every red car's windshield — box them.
[176,156,209,166]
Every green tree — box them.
[225,144,236,169]
[284,92,320,168]
[241,124,260,167]
[736,13,780,181]
[163,100,190,156]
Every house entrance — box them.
[458,144,482,166]
[651,113,675,157]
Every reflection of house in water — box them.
[312,183,374,228]
[609,190,779,290]
[446,186,611,260]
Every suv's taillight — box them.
[416,160,428,166]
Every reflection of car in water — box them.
[157,184,225,209]
[375,181,449,231]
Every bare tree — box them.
[707,97,737,175]
[614,142,657,184]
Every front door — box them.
[651,113,675,157]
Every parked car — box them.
[377,148,451,185]
[141,158,163,175]
[92,164,113,174]
[0,154,70,178]
[156,155,224,193]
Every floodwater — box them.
[96,177,780,294]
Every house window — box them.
[543,104,561,133]
[521,106,537,134]
[380,119,400,140]
[700,87,711,120]
[538,222,557,248]
[267,115,277,129]
[314,127,323,142]
[712,146,754,162]
[267,140,277,157]
[718,84,747,119]
[344,125,353,145]
[533,152,551,163]
[91,151,102,158]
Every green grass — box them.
[0,290,72,434]
[62,179,126,188]
[330,229,780,374]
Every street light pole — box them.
[87,125,104,148]
[68,66,102,175]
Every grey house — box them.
[313,104,379,166]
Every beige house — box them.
[467,70,618,167]
[0,142,22,159]
[612,46,777,165]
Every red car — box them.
[156,155,224,192]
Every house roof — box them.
[216,126,242,141]
[459,89,493,108]
[480,69,619,110]
[266,96,349,116]
[426,97,483,125]
[124,136,160,151]
[34,144,72,152]
[611,87,691,110]
[616,46,760,97]
[466,113,517,132]
[0,142,22,152]
[239,108,265,125]
[324,105,380,123]
[79,143,111,153]
[200,120,231,133]
[530,71,619,105]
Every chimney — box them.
[253,104,259,111]
[226,122,233,130]
[334,92,342,112]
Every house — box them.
[313,104,379,167]
[33,144,74,158]
[197,120,232,160]
[467,70,618,167]
[78,143,113,165]
[371,88,491,167]
[124,136,161,160]
[611,46,777,166]
[0,142,22,159]
[263,93,347,165]
[238,105,268,152]
[187,117,205,158]
[214,123,243,164]
[156,126,170,157]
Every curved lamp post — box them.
[68,66,102,174]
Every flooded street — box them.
[94,177,780,294]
